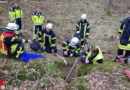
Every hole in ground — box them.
[59,60,83,83]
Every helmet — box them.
[6,23,19,30]
[46,23,53,29]
[81,14,87,19]
[70,37,79,46]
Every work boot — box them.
[112,59,117,62]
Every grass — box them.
[77,77,89,83]
[78,60,129,76]
[66,77,89,90]
[45,62,66,79]
[39,79,51,85]
[66,81,75,90]
[76,83,89,90]
[1,64,12,70]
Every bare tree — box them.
[107,0,114,15]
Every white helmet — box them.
[70,37,79,46]
[6,23,19,30]
[46,23,53,29]
[81,14,87,19]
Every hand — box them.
[117,34,121,40]
[64,51,68,55]
[70,53,73,57]
[117,36,120,40]
[14,20,16,23]
[85,60,89,64]
[28,40,32,43]
[27,63,29,67]
[82,55,86,57]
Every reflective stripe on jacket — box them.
[9,7,23,22]
[38,28,56,49]
[75,20,90,41]
[118,17,130,50]
[0,31,14,55]
[32,12,44,25]
[62,38,81,54]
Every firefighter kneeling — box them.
[62,37,81,57]
[0,23,31,61]
[38,23,57,53]
[80,46,103,64]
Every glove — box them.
[117,36,120,40]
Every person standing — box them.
[9,2,23,35]
[32,9,44,40]
[75,14,90,47]
[113,11,130,62]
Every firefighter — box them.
[9,2,23,35]
[38,23,57,53]
[113,11,130,62]
[0,23,31,61]
[62,37,81,57]
[32,9,44,40]
[75,14,90,47]
[80,46,103,64]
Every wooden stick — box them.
[65,57,79,81]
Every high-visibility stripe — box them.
[0,33,7,55]
[16,47,23,58]
[118,29,122,33]
[83,25,87,39]
[49,37,52,44]
[76,24,80,27]
[62,47,66,49]
[76,31,80,33]
[52,37,56,40]
[1,49,7,55]
[86,33,89,36]
[64,42,67,45]
[33,15,44,25]
[11,37,15,42]
[51,44,55,47]
[22,39,25,43]
[87,26,90,28]
[75,50,78,53]
[33,26,37,40]
[11,44,18,54]
[38,38,42,40]
[121,25,126,36]
[79,23,81,30]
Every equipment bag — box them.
[30,41,41,51]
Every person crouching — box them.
[80,46,103,64]
[62,37,81,57]
[0,23,31,61]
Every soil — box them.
[59,58,83,83]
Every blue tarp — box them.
[21,52,44,63]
